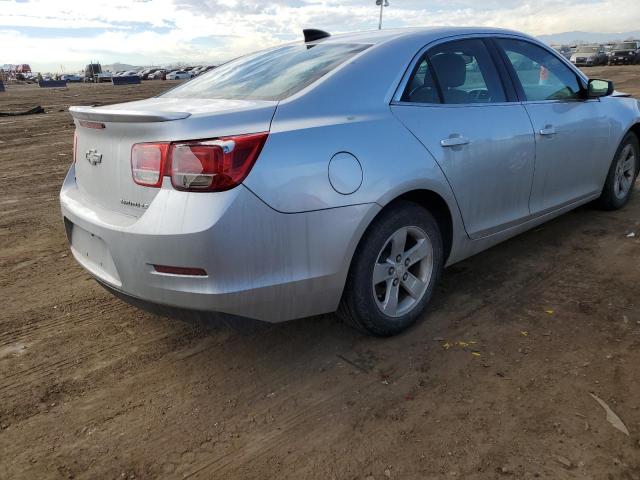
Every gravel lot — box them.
[1,68,640,479]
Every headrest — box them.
[430,53,466,88]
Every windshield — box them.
[614,42,637,50]
[576,46,598,53]
[162,43,370,101]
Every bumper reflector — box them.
[153,265,207,276]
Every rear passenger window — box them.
[496,39,582,101]
[402,59,440,103]
[403,39,507,104]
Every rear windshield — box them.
[162,43,370,101]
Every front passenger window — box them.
[496,39,582,101]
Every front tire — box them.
[338,201,444,336]
[599,132,639,210]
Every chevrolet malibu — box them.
[61,27,640,336]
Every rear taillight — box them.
[130,133,267,192]
[73,130,77,163]
[170,133,267,192]
[131,143,170,187]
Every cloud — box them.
[1,0,639,72]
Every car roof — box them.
[317,26,530,46]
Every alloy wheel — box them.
[614,143,637,200]
[372,226,433,318]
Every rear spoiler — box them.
[69,105,191,123]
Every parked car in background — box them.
[604,43,615,62]
[191,65,216,77]
[84,63,112,82]
[148,69,167,80]
[190,66,206,76]
[62,27,640,336]
[571,45,608,66]
[166,70,192,80]
[551,44,572,60]
[24,73,39,83]
[609,41,640,65]
[139,68,161,80]
[60,74,83,82]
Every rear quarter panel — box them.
[245,108,458,213]
[243,35,461,215]
[597,96,640,181]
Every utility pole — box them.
[376,0,389,30]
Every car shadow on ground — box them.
[138,196,625,363]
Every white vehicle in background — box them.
[148,69,167,80]
[166,70,192,80]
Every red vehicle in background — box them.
[15,64,32,73]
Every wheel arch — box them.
[352,188,455,264]
[390,190,454,262]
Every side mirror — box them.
[588,79,614,98]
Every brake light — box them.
[131,143,170,187]
[169,133,267,192]
[130,133,267,192]
[73,130,77,163]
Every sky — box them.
[2,0,640,72]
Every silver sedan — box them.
[61,27,640,336]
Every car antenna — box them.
[303,29,331,43]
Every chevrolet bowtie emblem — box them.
[85,148,102,166]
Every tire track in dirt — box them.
[0,298,129,347]
[179,268,569,478]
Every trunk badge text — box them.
[85,149,103,166]
[121,199,149,209]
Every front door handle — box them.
[441,136,470,147]
[539,125,556,136]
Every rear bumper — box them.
[60,164,379,322]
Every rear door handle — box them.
[539,125,556,136]
[441,136,470,147]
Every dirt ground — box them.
[1,67,640,480]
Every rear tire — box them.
[598,132,639,210]
[338,201,444,337]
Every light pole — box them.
[376,0,389,30]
